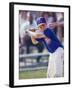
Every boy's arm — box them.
[27,30,45,38]
[34,34,45,38]
[31,36,39,45]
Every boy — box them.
[31,17,64,78]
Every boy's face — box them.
[38,24,46,31]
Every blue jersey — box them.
[36,28,63,53]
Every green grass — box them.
[19,69,47,79]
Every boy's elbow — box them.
[32,40,39,45]
[31,37,38,45]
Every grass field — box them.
[19,69,47,79]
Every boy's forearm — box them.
[35,34,45,38]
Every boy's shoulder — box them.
[44,28,57,39]
[44,28,53,35]
[44,28,52,32]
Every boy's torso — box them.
[36,28,63,53]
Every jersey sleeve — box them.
[44,28,56,40]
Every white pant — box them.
[47,47,64,78]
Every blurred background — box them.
[19,10,64,79]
